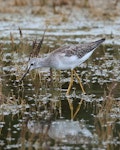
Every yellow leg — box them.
[73,99,83,119]
[73,70,86,94]
[50,68,53,82]
[66,70,74,95]
[67,97,73,120]
[67,97,84,120]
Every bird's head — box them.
[28,58,38,71]
[19,29,46,82]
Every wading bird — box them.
[20,37,105,95]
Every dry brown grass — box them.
[0,0,119,19]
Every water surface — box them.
[0,13,120,150]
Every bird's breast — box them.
[51,54,79,70]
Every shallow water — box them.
[0,13,120,150]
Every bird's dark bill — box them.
[19,65,31,82]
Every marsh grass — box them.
[0,27,119,149]
[0,29,31,106]
[94,82,120,149]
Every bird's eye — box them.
[31,63,34,66]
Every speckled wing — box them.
[53,38,105,58]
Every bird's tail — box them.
[94,38,105,45]
[93,38,105,47]
[88,38,105,52]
